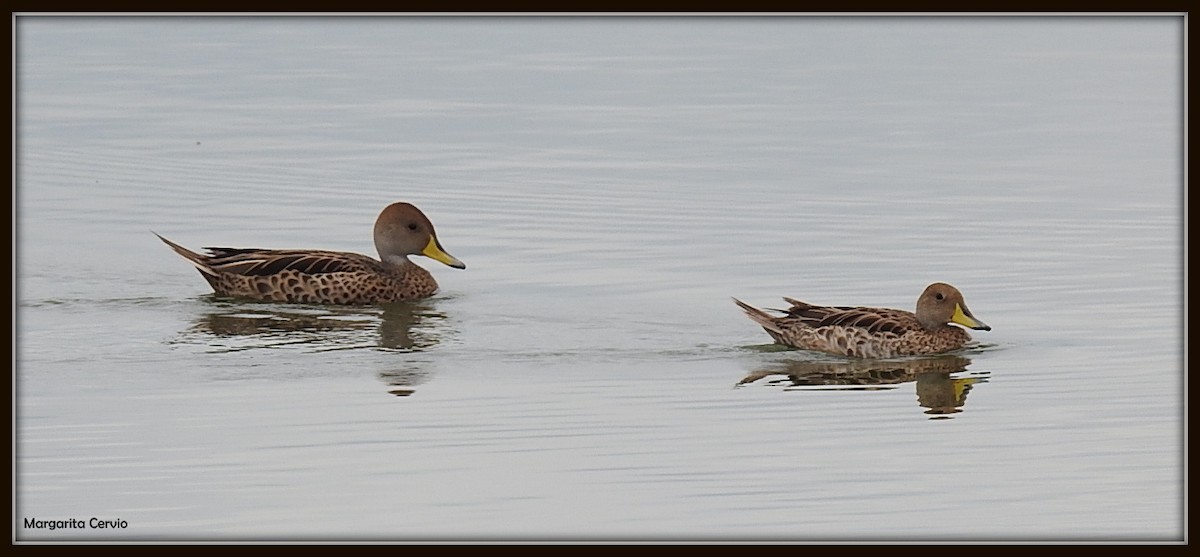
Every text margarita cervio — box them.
[23,517,128,530]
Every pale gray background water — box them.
[15,16,1184,542]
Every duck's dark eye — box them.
[935,292,945,301]
[407,223,419,231]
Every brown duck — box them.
[734,283,990,358]
[157,202,465,305]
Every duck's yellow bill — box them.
[422,237,466,269]
[951,304,990,331]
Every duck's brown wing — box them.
[199,248,380,277]
[781,298,915,336]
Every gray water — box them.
[15,16,1184,542]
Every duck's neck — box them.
[917,316,948,331]
[380,254,416,268]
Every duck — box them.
[156,202,465,305]
[733,282,990,358]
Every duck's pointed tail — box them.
[732,297,784,334]
[154,232,219,277]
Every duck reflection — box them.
[377,362,431,397]
[737,355,988,418]
[181,298,453,395]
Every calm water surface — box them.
[15,16,1183,541]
